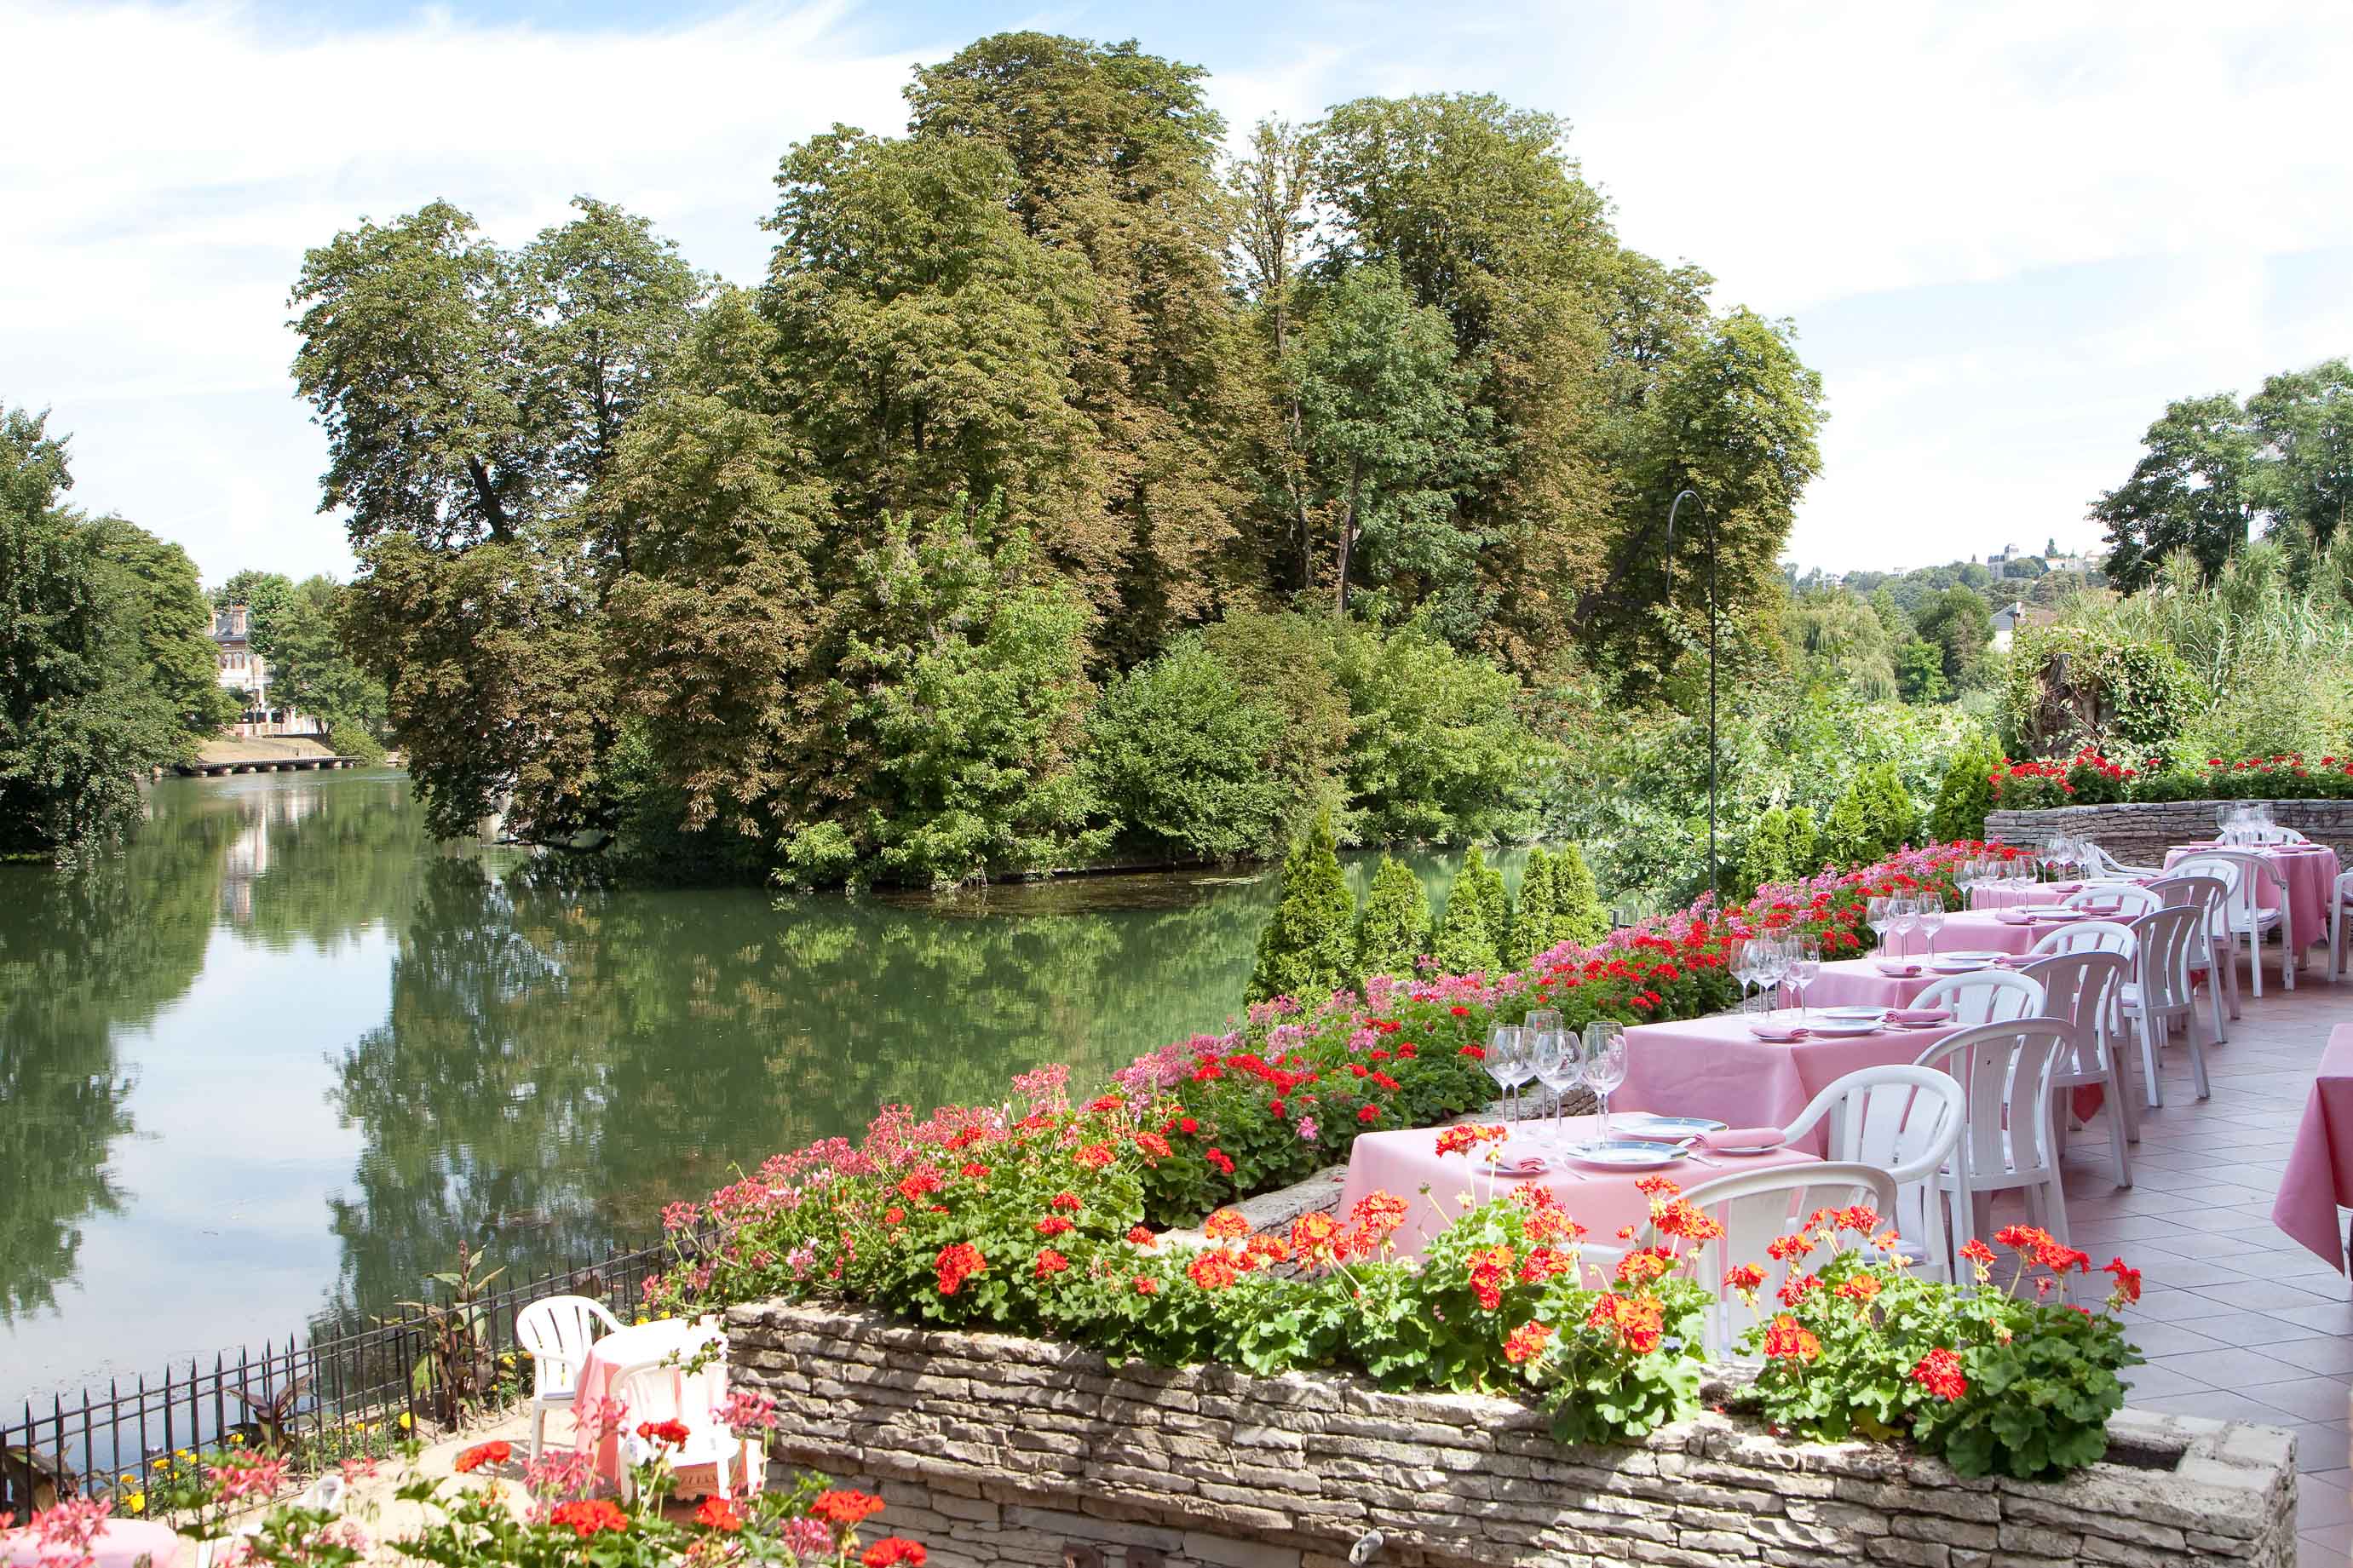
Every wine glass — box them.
[1888,896,1919,959]
[1524,1030,1562,1140]
[1485,1025,1523,1121]
[1525,1007,1563,1041]
[1914,893,1946,956]
[1865,897,1894,958]
[1583,1022,1627,1142]
[1755,935,1791,1018]
[1536,1028,1585,1146]
[1727,938,1757,1014]
[1789,934,1822,1014]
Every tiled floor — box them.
[2013,960,2353,1566]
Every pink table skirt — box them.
[1801,957,1938,1010]
[572,1318,728,1488]
[1967,881,2086,911]
[2,1522,187,1568]
[1336,1113,1818,1261]
[2272,1025,2353,1269]
[1908,910,2045,957]
[1612,1012,1964,1145]
[2165,844,2340,951]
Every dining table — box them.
[1335,1113,1820,1261]
[570,1316,730,1490]
[1966,879,2091,911]
[0,1520,188,1568]
[2272,1023,2353,1272]
[1610,1010,1967,1149]
[2163,842,2342,961]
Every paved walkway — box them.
[2025,959,2350,1566]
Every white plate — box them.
[1938,951,2003,962]
[1821,1006,1887,1021]
[2019,905,2076,918]
[1710,1137,1788,1157]
[1810,1019,1883,1037]
[1613,1113,1729,1139]
[1565,1140,1689,1170]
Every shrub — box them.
[1736,808,1790,901]
[1860,761,1920,853]
[1328,619,1550,845]
[1502,847,1557,969]
[1355,855,1431,979]
[1987,759,2069,811]
[1783,807,1821,880]
[1246,812,1357,1003]
[1929,731,2002,842]
[1819,782,1875,868]
[1550,842,1609,946]
[1084,639,1295,861]
[1429,848,1503,974]
[2000,624,2195,757]
[1461,843,1511,956]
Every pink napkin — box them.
[1701,1126,1787,1152]
[1886,1007,1952,1025]
[1496,1152,1548,1175]
[1873,959,1922,976]
[1748,1021,1809,1042]
[1996,909,2034,925]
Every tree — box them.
[1084,639,1292,862]
[1550,842,1608,945]
[1893,638,1950,704]
[0,407,192,859]
[2091,393,2258,591]
[1503,846,1556,968]
[1913,586,1992,688]
[273,577,390,755]
[2248,359,2353,569]
[1427,859,1499,976]
[87,517,237,738]
[1355,854,1430,979]
[1738,807,1790,898]
[1860,761,1920,853]
[1455,843,1510,963]
[1782,807,1821,881]
[1930,730,2003,843]
[1246,811,1356,1002]
[1820,780,1876,869]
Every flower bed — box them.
[723,1301,2297,1568]
[1992,749,2353,809]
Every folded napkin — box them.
[1495,1151,1548,1175]
[1747,1021,1809,1042]
[1995,909,2034,924]
[1873,959,1922,976]
[1700,1126,1786,1152]
[1886,1007,1952,1025]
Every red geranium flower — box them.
[1910,1347,1968,1402]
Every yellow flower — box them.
[119,1473,137,1485]
[398,1413,413,1431]
[634,1316,647,1326]
[228,1433,245,1445]
[126,1494,146,1515]
[175,1449,193,1460]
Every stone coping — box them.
[1989,797,2353,861]
[727,1301,2298,1567]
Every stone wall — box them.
[1987,797,2353,864]
[726,1301,2298,1568]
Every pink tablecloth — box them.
[1913,910,2046,957]
[2165,844,2341,953]
[1335,1113,1819,1261]
[2,1522,187,1568]
[1611,1012,1964,1145]
[1801,957,1939,1010]
[1967,881,2086,911]
[2272,1025,2353,1268]
[572,1318,728,1488]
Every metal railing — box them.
[2,1235,677,1518]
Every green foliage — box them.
[1084,639,1294,862]
[0,407,198,860]
[1819,782,1877,870]
[1550,842,1609,947]
[1329,618,1550,845]
[89,519,239,738]
[1930,730,2004,842]
[1246,812,1356,1002]
[1999,622,2198,758]
[1783,807,1821,882]
[1860,761,1921,853]
[1428,847,1502,975]
[1354,854,1431,979]
[1500,847,1556,969]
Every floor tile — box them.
[2250,1377,2353,1425]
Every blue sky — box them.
[7,0,2350,586]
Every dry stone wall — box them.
[1987,799,2353,864]
[726,1301,2297,1568]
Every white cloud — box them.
[4,0,2350,581]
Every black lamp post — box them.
[1663,488,1719,899]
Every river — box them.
[0,769,1514,1405]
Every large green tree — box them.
[2092,393,2258,591]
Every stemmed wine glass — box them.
[1755,935,1791,1018]
[1914,893,1946,956]
[1584,1021,1627,1142]
[1485,1025,1525,1122]
[1788,934,1821,1015]
[1534,1028,1584,1147]
[1524,1030,1562,1140]
[1888,895,1919,959]
[1866,896,1895,957]
[1727,938,1758,1014]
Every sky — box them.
[7,0,2352,586]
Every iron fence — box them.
[2,1233,679,1518]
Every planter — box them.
[1988,798,2353,864]
[724,1301,2296,1568]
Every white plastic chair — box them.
[1781,1065,1966,1284]
[2082,841,2162,881]
[2175,849,2292,995]
[2149,872,2232,1042]
[2063,883,2160,921]
[1658,1163,1900,1359]
[2017,950,2135,1186]
[2028,918,2137,959]
[2243,824,2310,845]
[1908,968,2045,1025]
[2332,869,2353,981]
[1913,1019,2076,1297]
[515,1294,624,1460]
[613,1355,734,1504]
[2120,905,2210,1106]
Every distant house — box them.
[1989,600,2057,652]
[211,604,323,738]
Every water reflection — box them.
[1,772,1506,1403]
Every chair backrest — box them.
[2339,868,2353,907]
[2127,905,2202,1012]
[1908,968,2045,1025]
[1779,1065,1965,1246]
[2172,852,2274,921]
[1910,1019,2072,1181]
[2029,917,2136,958]
[515,1295,623,1395]
[2015,951,2129,1079]
[2064,883,2159,919]
[2081,841,2134,877]
[2148,872,2229,940]
[1663,1162,1900,1360]
[611,1338,728,1461]
[2244,824,2309,844]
